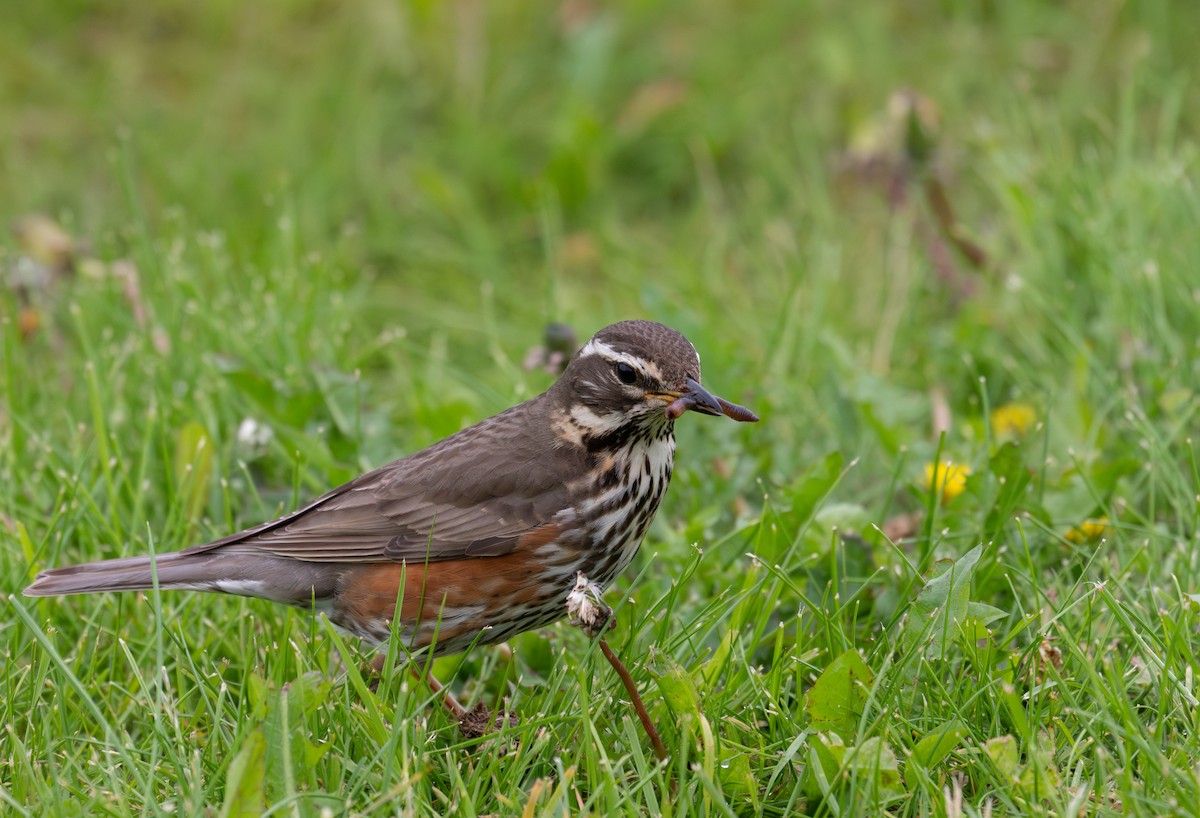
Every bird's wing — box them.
[182,405,578,564]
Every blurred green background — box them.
[5,2,1200,816]
[8,0,1198,482]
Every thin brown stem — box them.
[924,176,989,271]
[598,638,668,763]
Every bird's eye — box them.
[614,362,638,385]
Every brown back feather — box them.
[182,393,582,564]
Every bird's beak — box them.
[661,377,759,423]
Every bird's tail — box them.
[23,552,227,597]
[24,551,338,605]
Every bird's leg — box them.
[361,654,465,720]
[410,664,467,721]
[368,653,513,738]
[412,660,516,737]
[437,665,519,739]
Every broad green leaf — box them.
[904,720,968,788]
[847,737,902,798]
[957,617,992,646]
[246,673,269,721]
[302,738,331,767]
[283,670,333,717]
[717,749,758,809]
[805,734,901,802]
[804,732,847,802]
[804,649,873,741]
[985,735,1019,778]
[1018,733,1061,794]
[647,649,703,721]
[218,728,266,818]
[264,691,291,805]
[257,671,334,800]
[966,601,1008,625]
[902,544,983,655]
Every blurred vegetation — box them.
[4,1,1200,816]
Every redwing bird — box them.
[25,320,757,714]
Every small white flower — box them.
[236,417,274,455]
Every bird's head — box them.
[551,320,759,439]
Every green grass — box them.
[4,1,1200,815]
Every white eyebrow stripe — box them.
[578,339,649,374]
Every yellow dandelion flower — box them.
[923,460,971,504]
[1065,516,1110,544]
[990,402,1037,439]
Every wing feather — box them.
[181,399,579,564]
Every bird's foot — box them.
[458,701,519,739]
[566,571,615,638]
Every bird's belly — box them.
[327,546,591,656]
[327,528,660,657]
[328,438,674,655]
